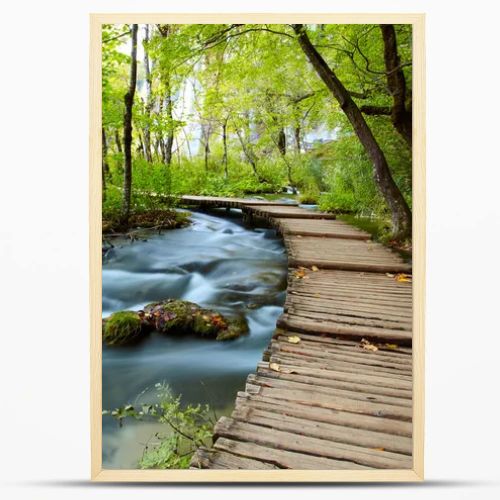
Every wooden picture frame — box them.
[90,13,425,482]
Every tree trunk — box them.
[380,24,412,148]
[143,24,153,163]
[120,24,138,226]
[102,127,109,202]
[222,119,228,179]
[277,127,286,156]
[204,134,210,172]
[294,125,301,153]
[115,130,122,153]
[236,128,261,182]
[164,89,174,166]
[292,24,411,240]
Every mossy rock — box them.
[142,299,200,333]
[141,299,248,341]
[103,311,144,346]
[216,316,249,341]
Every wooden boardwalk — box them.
[185,196,413,471]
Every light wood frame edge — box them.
[89,12,425,483]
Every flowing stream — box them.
[102,209,288,468]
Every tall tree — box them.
[292,24,411,239]
[143,24,153,162]
[380,24,412,148]
[120,24,138,226]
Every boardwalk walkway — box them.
[182,196,413,470]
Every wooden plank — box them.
[214,437,369,470]
[286,237,411,273]
[256,361,413,390]
[270,342,412,372]
[274,336,412,364]
[190,447,279,470]
[256,366,412,400]
[214,418,412,469]
[274,330,412,355]
[277,315,412,343]
[236,392,413,437]
[275,218,370,240]
[232,406,412,455]
[244,383,413,420]
[246,373,412,408]
[268,354,413,380]
[248,205,337,219]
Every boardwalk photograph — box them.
[95,18,420,477]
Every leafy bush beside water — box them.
[104,383,214,469]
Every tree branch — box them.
[360,105,392,116]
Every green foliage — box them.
[103,383,214,469]
[102,23,413,239]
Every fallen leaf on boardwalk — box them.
[287,335,301,344]
[294,269,307,278]
[395,273,412,283]
[372,447,385,452]
[269,363,281,372]
[311,265,319,272]
[386,273,395,278]
[383,343,399,351]
[359,338,378,352]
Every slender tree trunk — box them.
[277,127,286,156]
[102,127,109,202]
[380,24,412,148]
[204,138,210,171]
[236,128,261,181]
[164,88,174,166]
[143,24,153,162]
[292,24,411,240]
[115,130,122,153]
[222,118,228,179]
[202,124,212,172]
[157,26,175,168]
[120,24,138,226]
[294,125,301,153]
[138,131,145,158]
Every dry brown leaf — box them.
[372,447,385,452]
[294,269,307,279]
[287,335,301,344]
[360,338,378,352]
[269,362,280,372]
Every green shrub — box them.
[103,383,214,469]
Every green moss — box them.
[192,309,228,338]
[143,299,199,333]
[216,316,249,341]
[141,299,248,341]
[103,311,143,346]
